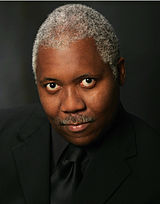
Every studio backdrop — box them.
[0,1,160,133]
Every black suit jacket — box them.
[0,104,160,204]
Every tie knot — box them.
[63,144,86,163]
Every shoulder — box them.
[117,107,160,148]
[0,103,47,131]
[0,103,49,147]
[0,103,42,118]
[125,111,160,175]
[127,112,160,144]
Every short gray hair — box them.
[32,4,120,80]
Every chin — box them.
[64,134,98,147]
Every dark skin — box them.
[36,38,125,146]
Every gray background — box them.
[0,2,160,133]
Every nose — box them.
[61,87,86,113]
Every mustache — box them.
[54,114,95,126]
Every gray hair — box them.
[32,4,120,80]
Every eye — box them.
[45,82,60,92]
[80,78,96,88]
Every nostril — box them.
[61,102,86,114]
[62,108,86,114]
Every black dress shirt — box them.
[51,127,68,172]
[51,128,91,177]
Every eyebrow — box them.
[39,73,101,85]
[39,78,61,84]
[72,73,101,83]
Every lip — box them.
[65,123,90,133]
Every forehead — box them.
[36,38,109,80]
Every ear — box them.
[117,57,125,86]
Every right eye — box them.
[45,82,60,93]
[80,78,96,88]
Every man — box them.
[0,4,160,204]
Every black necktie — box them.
[51,144,86,204]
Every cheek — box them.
[83,81,118,115]
[38,88,60,118]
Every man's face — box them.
[36,38,123,146]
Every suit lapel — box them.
[10,105,136,204]
[74,110,137,204]
[11,106,51,204]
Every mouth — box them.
[64,122,90,133]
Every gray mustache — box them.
[55,114,95,125]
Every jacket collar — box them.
[74,108,137,204]
[11,104,137,204]
[11,104,51,204]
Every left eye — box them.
[45,83,60,92]
[80,78,96,88]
